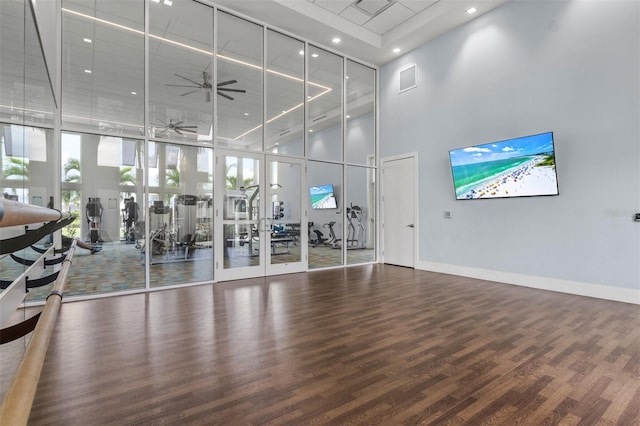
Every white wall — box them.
[380,0,639,300]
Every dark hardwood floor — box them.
[28,264,639,425]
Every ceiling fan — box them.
[167,68,246,102]
[156,119,198,135]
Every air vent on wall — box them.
[399,64,417,93]
[353,0,396,18]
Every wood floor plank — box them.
[24,264,640,425]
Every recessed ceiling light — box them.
[83,37,92,43]
[163,0,173,5]
[298,50,304,55]
[309,129,314,132]
[466,7,477,14]
[130,91,137,95]
[393,47,401,53]
[244,112,249,116]
[311,53,319,58]
[346,115,351,119]
[84,69,92,74]
[332,37,341,44]
[151,0,159,3]
[275,143,279,146]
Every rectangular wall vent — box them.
[399,64,417,93]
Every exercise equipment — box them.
[85,197,103,243]
[122,197,139,243]
[140,201,174,257]
[172,194,199,245]
[346,204,366,249]
[310,221,340,248]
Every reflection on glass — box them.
[222,154,260,270]
[266,30,304,156]
[149,0,213,144]
[0,1,55,126]
[307,161,343,269]
[216,12,263,150]
[346,60,376,165]
[49,132,147,298]
[148,143,214,287]
[346,165,375,264]
[61,0,144,136]
[307,46,343,162]
[269,160,301,265]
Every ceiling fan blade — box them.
[174,121,184,126]
[180,89,202,96]
[174,128,183,135]
[166,84,200,88]
[206,91,211,103]
[217,91,234,101]
[174,74,204,87]
[217,79,238,87]
[177,127,197,133]
[218,88,246,93]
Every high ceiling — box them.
[212,0,511,66]
[0,0,509,149]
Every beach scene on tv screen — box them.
[449,132,558,200]
[310,185,337,209]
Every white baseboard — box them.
[417,261,640,305]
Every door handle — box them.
[407,224,415,228]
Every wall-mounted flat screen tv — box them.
[449,131,559,200]
[309,184,338,209]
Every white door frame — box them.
[380,152,418,268]
[214,150,307,281]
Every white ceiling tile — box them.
[398,0,439,14]
[354,0,393,16]
[362,2,414,35]
[313,0,353,15]
[339,6,371,26]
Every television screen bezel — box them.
[309,184,338,209]
[448,131,559,201]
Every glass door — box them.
[215,150,264,280]
[265,155,307,275]
[215,151,307,280]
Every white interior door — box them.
[382,155,416,267]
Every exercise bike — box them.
[310,221,340,248]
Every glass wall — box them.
[265,30,305,157]
[0,0,377,301]
[307,46,343,163]
[346,60,376,165]
[148,143,214,287]
[61,0,144,137]
[149,0,213,144]
[0,0,55,127]
[58,132,146,296]
[216,12,263,151]
[307,160,343,269]
[346,165,375,264]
